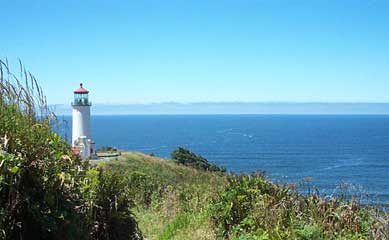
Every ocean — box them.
[59,115,389,205]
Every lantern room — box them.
[72,83,91,106]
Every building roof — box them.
[74,83,89,93]
[72,147,81,155]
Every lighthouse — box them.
[72,83,95,159]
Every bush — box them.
[88,169,142,240]
[171,147,225,172]
[211,173,385,239]
[0,60,142,240]
[97,146,118,153]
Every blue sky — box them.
[1,0,389,104]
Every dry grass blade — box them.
[0,59,52,123]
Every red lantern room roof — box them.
[74,83,89,93]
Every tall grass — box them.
[100,152,225,240]
[0,59,50,119]
[102,152,389,240]
[0,59,142,240]
[2,59,387,240]
[211,173,389,239]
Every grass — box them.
[0,59,142,240]
[97,152,389,240]
[101,152,226,188]
[98,152,226,240]
[1,58,388,239]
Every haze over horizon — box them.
[2,0,389,105]
[52,102,389,115]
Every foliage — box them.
[0,60,142,240]
[171,147,226,172]
[100,152,226,240]
[99,152,389,240]
[211,173,388,239]
[97,146,118,153]
[99,150,388,240]
[2,59,387,240]
[88,169,142,240]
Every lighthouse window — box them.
[74,93,89,105]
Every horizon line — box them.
[50,101,389,106]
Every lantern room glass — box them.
[73,93,89,106]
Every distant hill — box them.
[52,102,389,115]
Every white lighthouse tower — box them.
[72,83,95,159]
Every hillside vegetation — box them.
[98,152,227,240]
[171,147,226,172]
[99,152,388,240]
[1,60,388,239]
[0,60,142,240]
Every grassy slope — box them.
[98,152,227,240]
[97,152,389,240]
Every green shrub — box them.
[171,147,225,172]
[211,172,383,239]
[0,60,142,240]
[0,103,86,239]
[97,146,118,153]
[295,224,323,240]
[88,169,142,240]
[128,171,159,207]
